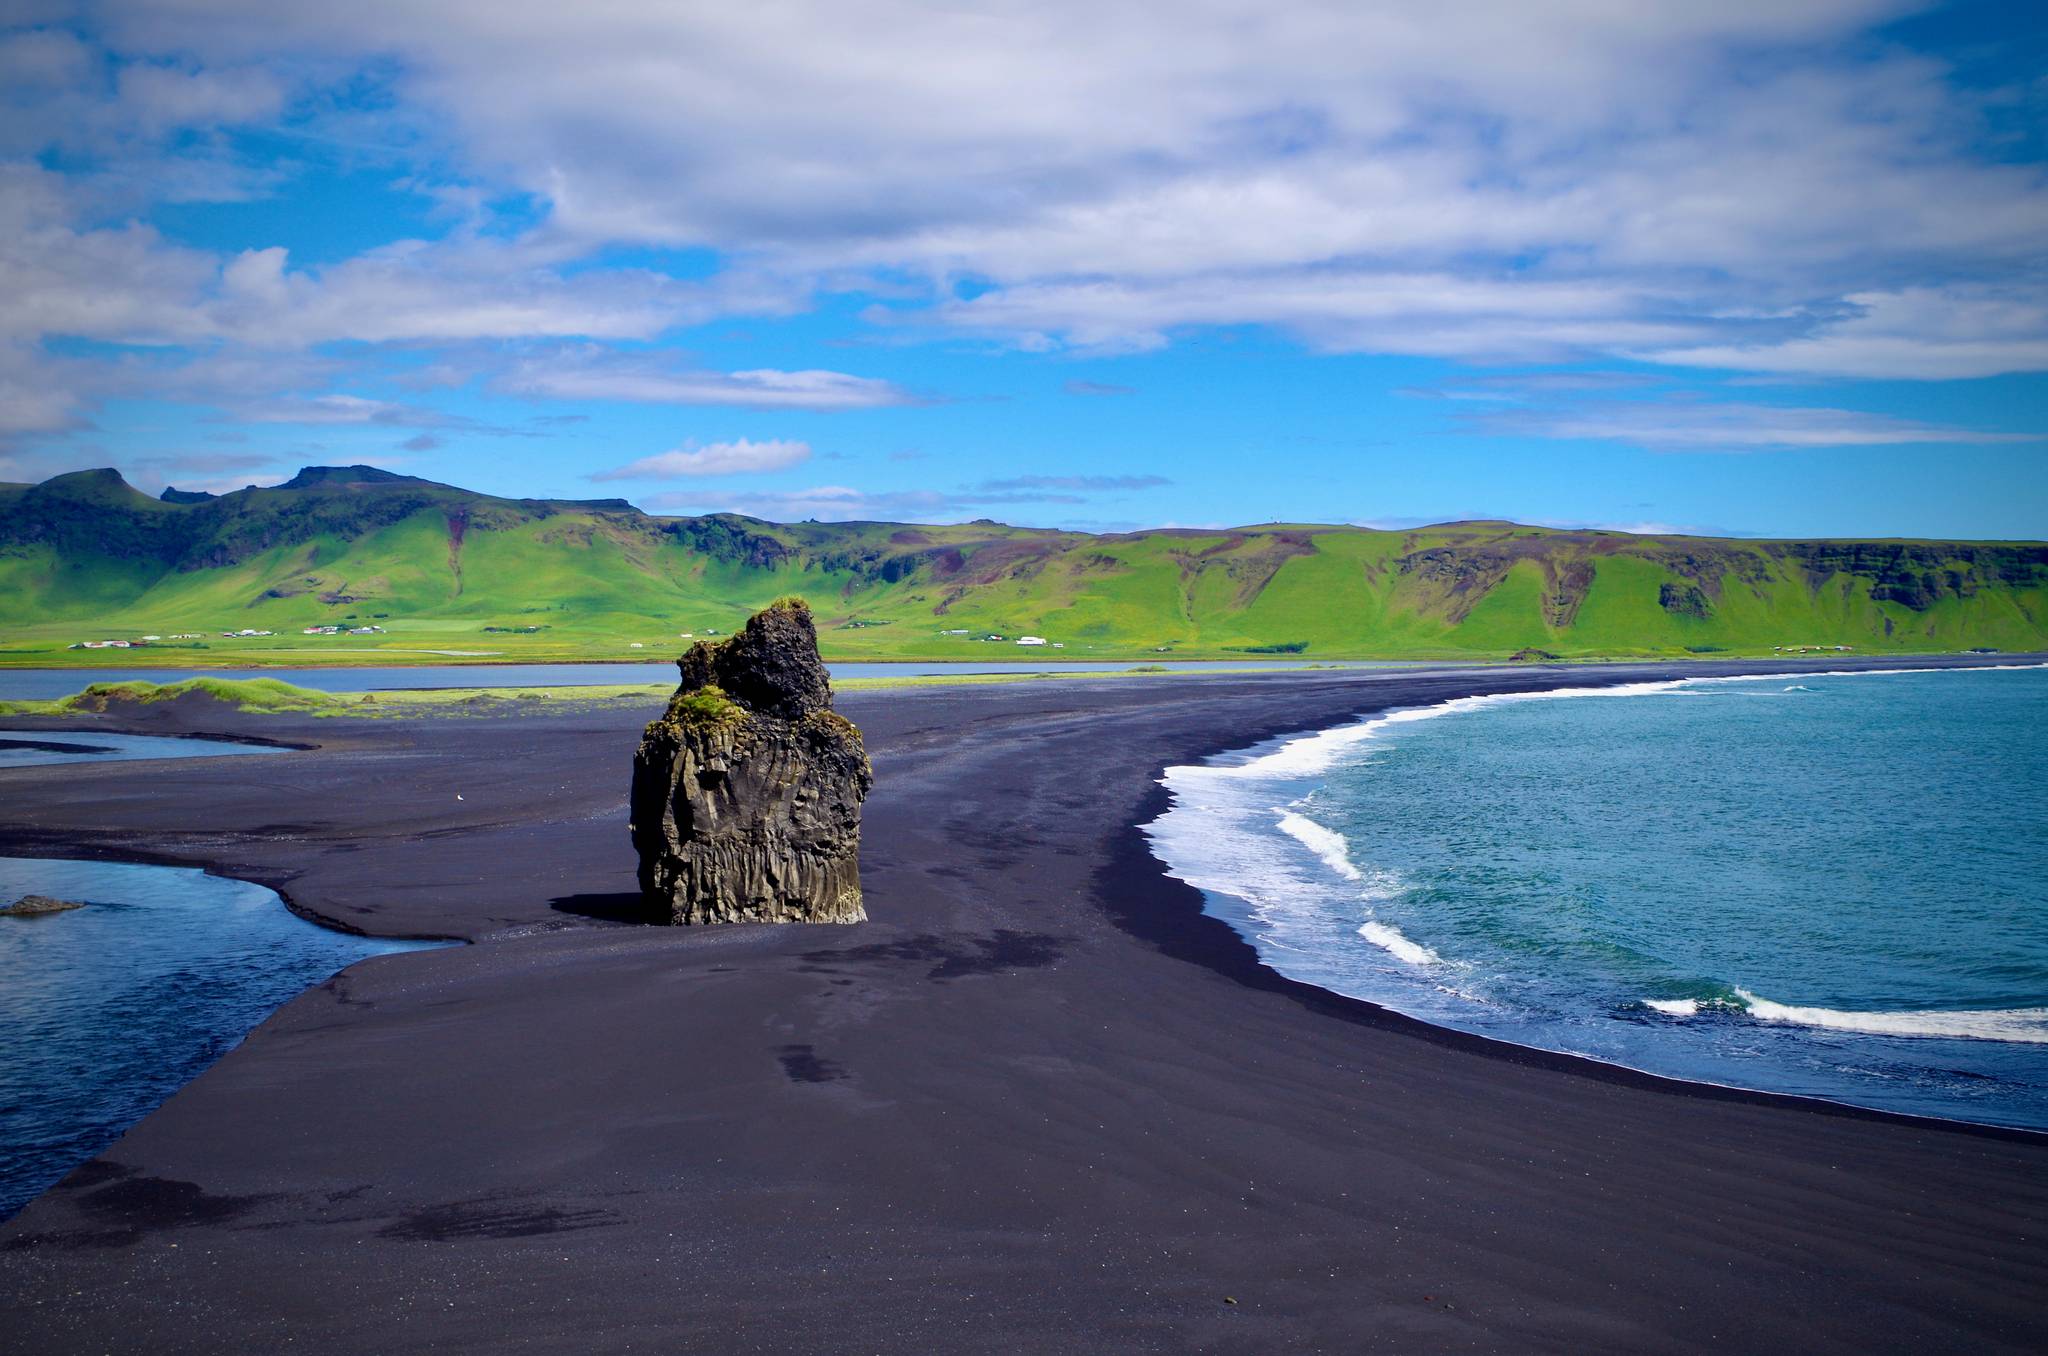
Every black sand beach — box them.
[2,659,2045,1353]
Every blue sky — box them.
[3,1,2044,538]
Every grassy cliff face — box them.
[2,467,2043,665]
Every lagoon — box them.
[0,658,1419,702]
[0,857,436,1219]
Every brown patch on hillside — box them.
[926,539,1066,614]
[445,509,468,596]
[1168,532,1318,610]
[1394,532,1620,627]
[1639,544,1773,601]
[1541,558,1596,628]
[1394,547,1516,624]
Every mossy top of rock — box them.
[643,684,754,750]
[675,597,831,721]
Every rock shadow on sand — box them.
[547,891,657,925]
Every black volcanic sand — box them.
[2,659,2045,1353]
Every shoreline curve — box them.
[3,654,2046,1352]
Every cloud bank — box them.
[2,1,2043,496]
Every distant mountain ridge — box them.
[2,465,2043,660]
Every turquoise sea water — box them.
[0,858,434,1219]
[1149,667,2048,1129]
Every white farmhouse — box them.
[1016,636,1048,646]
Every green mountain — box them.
[2,465,2044,666]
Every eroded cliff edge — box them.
[629,598,872,924]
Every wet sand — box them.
[1,659,2045,1353]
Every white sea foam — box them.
[1642,990,2048,1044]
[1274,810,1361,880]
[1733,990,2048,1044]
[1358,920,1443,967]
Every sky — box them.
[3,0,2045,538]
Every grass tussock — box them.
[27,677,346,715]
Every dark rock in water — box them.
[630,598,871,924]
[2,895,86,917]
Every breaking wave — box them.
[1274,810,1361,880]
[1358,920,1443,967]
[1645,991,2048,1044]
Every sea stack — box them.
[629,597,872,924]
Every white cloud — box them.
[1471,399,2039,451]
[0,28,92,100]
[501,353,919,410]
[1651,288,2048,380]
[232,394,462,427]
[594,438,814,480]
[0,159,795,353]
[201,243,751,347]
[0,340,112,437]
[0,163,219,347]
[642,472,1173,521]
[923,267,1714,360]
[645,484,945,520]
[115,62,285,135]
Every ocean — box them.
[1148,665,2048,1129]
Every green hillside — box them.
[2,466,2043,667]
